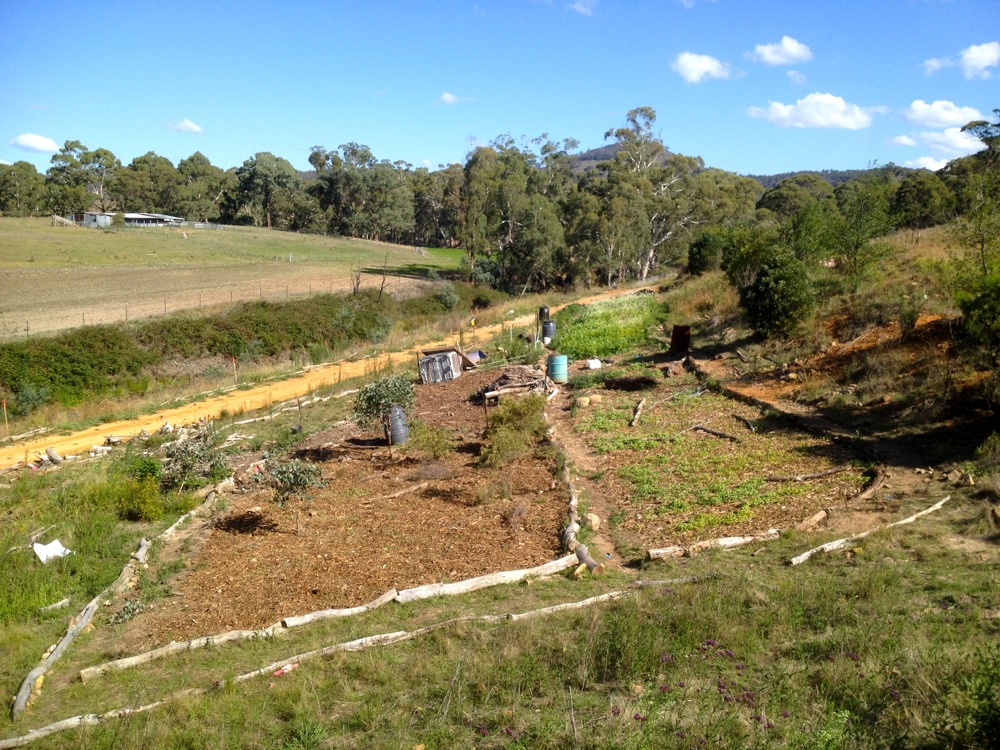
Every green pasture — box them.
[0,217,462,272]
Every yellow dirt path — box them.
[1,286,653,469]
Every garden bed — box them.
[109,368,566,652]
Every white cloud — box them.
[170,118,203,134]
[905,156,949,170]
[960,41,1000,79]
[568,0,595,15]
[10,133,59,152]
[920,126,984,158]
[438,92,459,104]
[905,99,982,128]
[752,35,813,66]
[923,56,952,75]
[671,52,731,83]
[0,159,10,165]
[891,135,917,147]
[786,69,807,85]
[747,92,873,129]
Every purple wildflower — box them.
[633,713,648,722]
[678,681,686,687]
[612,706,622,717]
[782,709,790,718]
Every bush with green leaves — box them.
[114,477,164,522]
[161,433,228,490]
[269,459,325,503]
[956,275,1000,364]
[480,393,547,468]
[737,250,816,337]
[687,229,725,275]
[353,374,416,444]
[405,419,453,459]
[436,282,460,310]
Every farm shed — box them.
[418,347,478,384]
[123,213,184,227]
[68,212,113,228]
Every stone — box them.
[585,512,601,531]
[575,396,591,408]
[590,394,604,404]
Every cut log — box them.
[45,448,63,465]
[795,509,829,531]
[574,543,606,575]
[787,496,950,565]
[767,466,847,482]
[630,398,646,427]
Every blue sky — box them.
[1,0,997,177]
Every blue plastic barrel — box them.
[547,354,568,383]
[389,405,409,445]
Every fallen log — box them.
[573,543,605,575]
[787,496,951,566]
[767,466,847,482]
[394,555,577,604]
[648,529,778,560]
[281,588,397,628]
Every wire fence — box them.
[0,274,413,341]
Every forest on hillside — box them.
[1,107,997,307]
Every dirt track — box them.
[0,286,651,470]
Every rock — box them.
[585,512,601,531]
[947,469,963,484]
[575,396,591,408]
[590,394,604,404]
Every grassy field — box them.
[0,218,464,338]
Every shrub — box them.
[738,250,815,337]
[956,275,1000,363]
[436,282,460,310]
[480,393,547,468]
[114,477,164,522]
[161,434,227,490]
[687,229,725,275]
[353,374,416,444]
[406,419,453,459]
[269,459,324,503]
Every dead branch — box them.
[767,466,848,483]
[693,424,742,443]
[630,398,646,428]
[573,543,605,575]
[795,509,829,531]
[394,555,578,604]
[787,496,951,566]
[732,414,756,433]
[362,481,429,506]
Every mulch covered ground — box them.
[116,368,566,652]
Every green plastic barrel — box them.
[547,354,568,383]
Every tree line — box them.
[0,107,996,303]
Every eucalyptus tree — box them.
[756,173,835,223]
[177,152,233,222]
[231,152,301,228]
[411,163,464,247]
[458,136,567,293]
[601,108,707,280]
[46,140,118,214]
[113,152,183,214]
[892,170,954,236]
[0,161,46,217]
